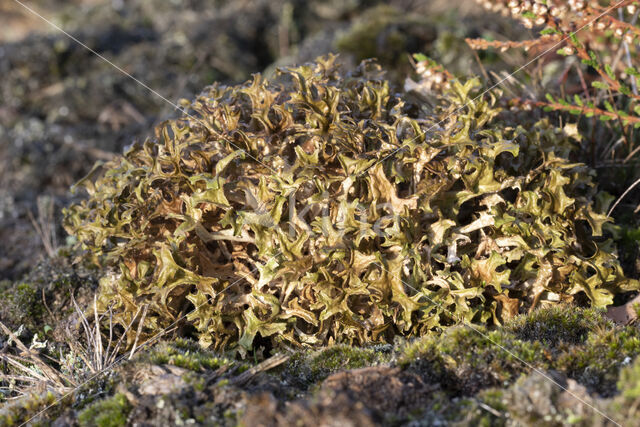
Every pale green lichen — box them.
[64,56,637,353]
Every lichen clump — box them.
[65,56,637,352]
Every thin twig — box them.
[128,305,149,360]
[608,176,640,216]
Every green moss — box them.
[606,356,640,422]
[617,357,640,399]
[10,283,42,317]
[507,307,640,396]
[182,372,207,392]
[309,345,387,373]
[557,325,640,395]
[145,340,242,372]
[399,325,543,394]
[0,267,90,335]
[443,397,504,426]
[0,392,57,426]
[506,306,611,347]
[479,388,508,414]
[284,344,392,386]
[215,379,230,387]
[77,393,131,427]
[0,282,45,332]
[398,307,640,397]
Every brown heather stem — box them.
[545,4,640,104]
[555,23,640,103]
[514,97,640,126]
[606,87,632,148]
[465,35,561,52]
[587,1,640,38]
[601,14,640,40]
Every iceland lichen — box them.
[64,55,638,352]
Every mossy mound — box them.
[335,5,436,71]
[282,343,392,387]
[0,392,59,426]
[77,393,131,427]
[400,307,640,397]
[143,339,247,373]
[65,56,637,352]
[0,258,97,336]
[505,304,609,346]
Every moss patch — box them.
[283,344,393,387]
[77,393,131,427]
[559,324,640,396]
[0,282,44,329]
[506,306,610,347]
[617,356,640,399]
[0,392,58,426]
[400,307,640,397]
[399,325,543,394]
[144,339,246,373]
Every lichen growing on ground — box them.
[64,56,637,353]
[4,1,640,425]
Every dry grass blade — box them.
[93,295,104,370]
[608,176,640,216]
[128,304,149,360]
[69,294,101,373]
[1,357,49,383]
[26,196,57,259]
[230,354,290,387]
[67,294,149,373]
[0,321,75,397]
